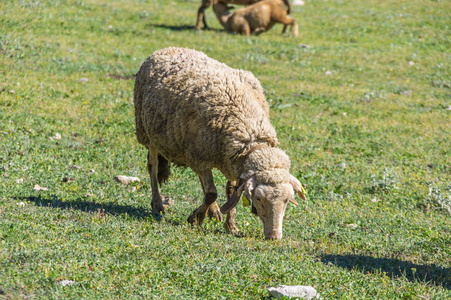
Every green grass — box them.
[1,0,450,298]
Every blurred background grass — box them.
[0,0,450,298]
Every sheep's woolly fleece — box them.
[134,47,291,182]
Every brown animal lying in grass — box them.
[196,0,291,31]
[213,0,298,37]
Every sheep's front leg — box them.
[224,207,239,234]
[282,25,288,34]
[241,23,251,37]
[147,147,165,217]
[188,169,222,226]
[252,27,266,35]
[207,201,222,221]
[224,181,239,234]
[280,16,298,37]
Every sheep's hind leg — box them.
[188,170,222,226]
[147,147,165,218]
[196,0,211,30]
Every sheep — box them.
[212,0,298,37]
[134,47,306,239]
[195,0,292,31]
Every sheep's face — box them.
[246,180,295,240]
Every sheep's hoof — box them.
[207,203,223,222]
[224,221,239,235]
[187,210,206,226]
[151,202,165,220]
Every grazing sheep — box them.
[134,47,306,239]
[213,0,298,37]
[196,0,292,31]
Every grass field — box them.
[1,0,450,298]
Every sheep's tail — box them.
[283,0,291,14]
[157,154,171,185]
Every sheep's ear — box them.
[220,179,246,214]
[220,176,256,214]
[244,175,257,200]
[289,175,307,201]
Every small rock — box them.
[69,165,82,170]
[114,175,140,185]
[325,71,332,76]
[293,0,305,5]
[16,202,26,207]
[445,106,451,111]
[89,169,96,174]
[409,61,414,66]
[84,193,95,197]
[79,78,89,83]
[268,285,319,299]
[59,280,76,286]
[49,133,61,141]
[34,184,48,191]
[298,44,310,48]
[162,197,175,209]
[339,163,346,169]
[339,223,358,229]
[16,178,24,184]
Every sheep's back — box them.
[134,47,275,173]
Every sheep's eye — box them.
[255,197,261,202]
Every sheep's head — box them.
[221,148,306,239]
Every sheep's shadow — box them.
[149,23,222,32]
[18,195,153,220]
[321,254,451,290]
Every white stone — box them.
[33,184,48,191]
[268,285,319,299]
[59,280,76,286]
[49,133,61,141]
[114,175,140,185]
[293,0,305,5]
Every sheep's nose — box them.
[265,231,282,240]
